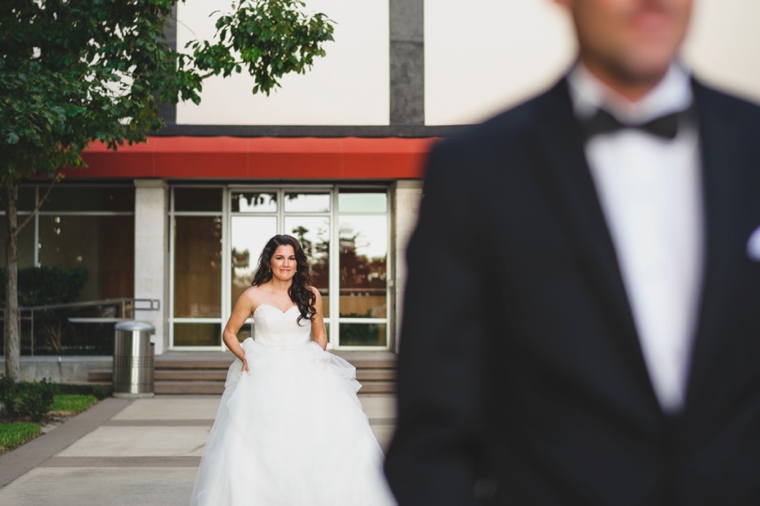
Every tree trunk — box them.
[4,184,20,379]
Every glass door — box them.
[170,185,391,350]
[228,188,334,347]
[336,189,390,348]
[170,187,225,350]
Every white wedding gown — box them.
[191,304,397,506]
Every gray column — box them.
[133,179,169,354]
[393,179,423,352]
[390,0,424,125]
[157,6,177,127]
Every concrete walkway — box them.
[0,394,396,505]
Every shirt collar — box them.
[567,61,693,124]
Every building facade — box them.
[8,0,760,356]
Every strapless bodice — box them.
[252,304,311,350]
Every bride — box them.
[191,235,396,506]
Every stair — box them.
[87,350,396,395]
[154,355,232,394]
[345,352,396,394]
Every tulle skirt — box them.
[191,338,397,506]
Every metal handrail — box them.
[0,298,160,356]
[0,298,160,313]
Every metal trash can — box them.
[113,320,155,398]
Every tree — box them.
[0,0,334,378]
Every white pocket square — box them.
[748,226,760,261]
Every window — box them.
[0,185,135,356]
[338,190,389,346]
[169,186,392,350]
[1,186,136,301]
[170,187,224,348]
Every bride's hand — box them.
[241,358,249,373]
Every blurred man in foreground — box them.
[385,0,760,504]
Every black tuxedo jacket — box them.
[384,79,760,505]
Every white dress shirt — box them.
[567,63,704,413]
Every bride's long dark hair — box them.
[251,235,316,324]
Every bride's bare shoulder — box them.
[237,285,265,307]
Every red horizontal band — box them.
[71,136,434,180]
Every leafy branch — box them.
[186,0,334,96]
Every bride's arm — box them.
[310,288,328,350]
[223,289,256,371]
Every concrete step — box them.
[89,350,396,396]
[155,381,225,395]
[155,369,227,381]
[356,368,396,381]
[358,381,395,394]
[88,369,112,382]
[344,359,397,370]
[155,358,395,370]
[155,359,234,370]
[87,379,393,395]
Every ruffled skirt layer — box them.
[191,339,396,506]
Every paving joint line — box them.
[40,456,202,468]
[0,397,132,488]
[103,420,214,427]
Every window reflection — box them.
[231,216,277,306]
[19,187,36,211]
[340,323,387,347]
[38,215,135,301]
[236,322,252,343]
[338,191,387,213]
[1,215,37,270]
[174,323,221,347]
[41,187,134,212]
[174,217,222,318]
[339,215,387,318]
[174,188,222,212]
[232,192,277,213]
[284,193,330,213]
[285,216,329,310]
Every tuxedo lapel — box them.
[685,81,753,407]
[531,80,661,411]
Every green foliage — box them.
[49,394,97,414]
[0,422,40,452]
[0,0,335,186]
[0,267,89,355]
[0,266,88,306]
[0,376,56,421]
[54,382,108,400]
[339,322,385,346]
[188,0,334,95]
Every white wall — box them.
[425,0,760,126]
[424,0,576,126]
[176,0,390,125]
[681,0,760,103]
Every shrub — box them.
[0,376,56,422]
[54,383,108,400]
[0,266,89,307]
[0,266,90,355]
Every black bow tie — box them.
[584,108,680,140]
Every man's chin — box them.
[614,51,675,87]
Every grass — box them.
[0,422,41,452]
[48,394,98,415]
